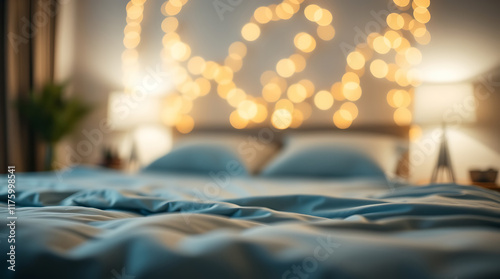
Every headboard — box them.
[172,124,411,177]
[172,124,410,142]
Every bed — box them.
[1,127,500,279]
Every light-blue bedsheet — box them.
[1,167,500,279]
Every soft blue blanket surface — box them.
[1,167,500,279]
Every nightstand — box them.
[471,182,500,193]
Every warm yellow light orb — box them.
[275,99,294,112]
[298,79,315,97]
[214,66,233,85]
[342,72,360,84]
[161,17,178,33]
[252,104,268,123]
[176,115,194,134]
[237,100,258,120]
[414,7,431,23]
[395,69,410,87]
[333,110,353,129]
[340,102,359,119]
[370,59,389,78]
[187,56,206,75]
[304,4,321,22]
[171,41,191,61]
[346,52,366,70]
[290,109,304,129]
[314,90,334,110]
[228,41,247,59]
[393,0,410,8]
[241,23,261,41]
[287,83,307,103]
[386,13,404,30]
[230,111,248,129]
[162,32,180,48]
[373,36,391,54]
[227,88,246,107]
[260,71,277,86]
[127,4,144,19]
[164,2,182,16]
[124,23,141,35]
[271,109,293,130]
[316,9,333,26]
[414,0,430,8]
[195,77,211,96]
[410,125,422,141]
[384,30,402,48]
[316,25,336,41]
[217,82,235,99]
[254,6,273,24]
[294,32,316,53]
[405,47,422,65]
[414,30,431,45]
[276,3,294,20]
[394,107,412,126]
[276,59,296,78]
[330,82,345,101]
[202,61,219,79]
[224,56,243,72]
[131,0,147,5]
[396,89,412,108]
[123,32,141,49]
[262,83,282,102]
[342,83,362,101]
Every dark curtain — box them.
[0,0,7,171]
[1,0,59,172]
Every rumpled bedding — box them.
[1,167,500,279]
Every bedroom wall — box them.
[56,0,500,182]
[67,0,404,126]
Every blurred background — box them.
[1,0,499,183]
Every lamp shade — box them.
[107,91,163,131]
[413,83,476,125]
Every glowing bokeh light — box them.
[314,90,334,110]
[241,23,261,41]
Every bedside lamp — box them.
[413,83,476,183]
[107,92,170,170]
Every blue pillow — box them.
[143,144,248,176]
[260,145,386,179]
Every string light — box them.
[314,91,334,110]
[146,0,431,132]
[122,0,147,93]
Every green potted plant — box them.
[16,82,91,170]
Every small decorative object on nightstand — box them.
[469,168,499,192]
[101,146,123,170]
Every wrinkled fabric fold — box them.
[1,168,500,279]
